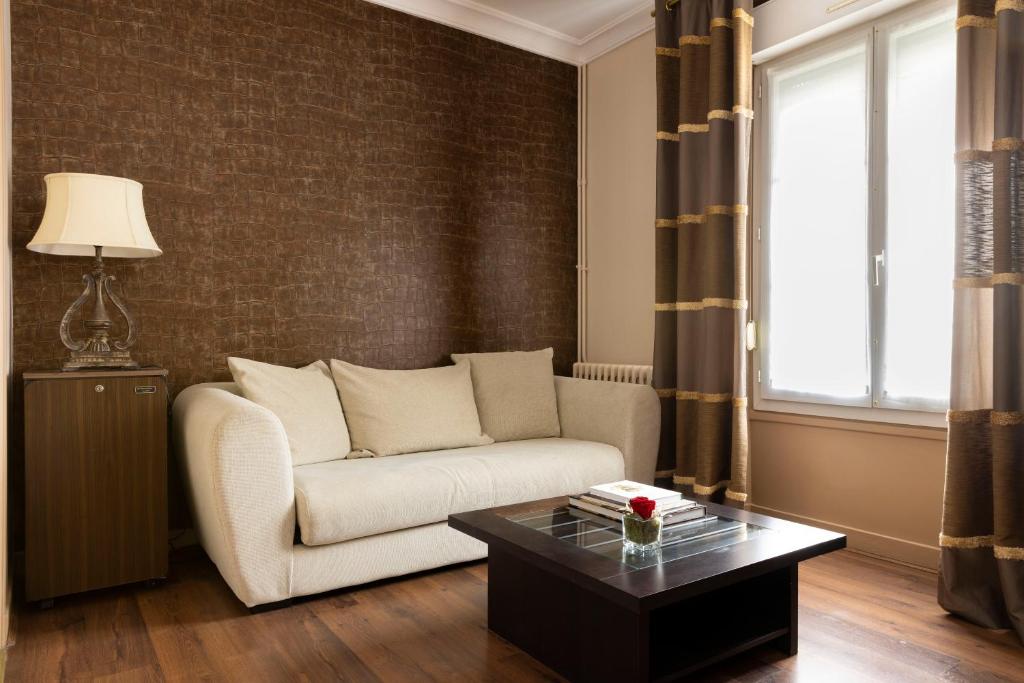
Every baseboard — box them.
[749,504,940,571]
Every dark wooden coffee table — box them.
[449,498,845,682]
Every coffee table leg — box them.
[487,547,648,682]
[771,563,799,656]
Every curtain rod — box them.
[650,0,681,18]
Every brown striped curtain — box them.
[653,0,752,502]
[939,0,1023,643]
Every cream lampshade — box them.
[27,173,161,370]
[28,173,161,257]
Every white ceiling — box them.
[463,0,650,43]
[362,0,655,65]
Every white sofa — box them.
[173,377,660,607]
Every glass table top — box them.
[504,505,772,571]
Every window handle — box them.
[873,250,885,286]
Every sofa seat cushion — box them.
[292,437,624,546]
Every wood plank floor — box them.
[5,548,1023,682]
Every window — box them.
[753,0,956,426]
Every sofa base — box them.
[215,521,489,607]
[287,522,488,603]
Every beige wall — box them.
[583,31,655,366]
[749,416,944,568]
[583,27,945,570]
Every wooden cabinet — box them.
[24,368,169,603]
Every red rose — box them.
[629,496,656,520]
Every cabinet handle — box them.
[94,384,104,393]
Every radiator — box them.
[572,362,653,386]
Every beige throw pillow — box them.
[329,359,493,457]
[228,357,352,466]
[450,348,560,442]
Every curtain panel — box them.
[653,0,753,502]
[940,0,1023,642]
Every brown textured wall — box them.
[11,0,578,382]
[9,0,577,536]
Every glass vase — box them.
[622,511,662,555]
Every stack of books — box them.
[568,480,706,526]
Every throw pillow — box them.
[228,357,352,466]
[450,348,560,442]
[329,359,493,457]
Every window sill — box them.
[749,407,948,442]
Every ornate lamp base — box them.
[59,246,140,372]
[62,350,139,371]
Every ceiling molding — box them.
[577,4,654,64]
[361,0,653,66]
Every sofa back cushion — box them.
[330,359,493,457]
[227,357,351,466]
[450,348,560,442]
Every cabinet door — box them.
[25,375,168,601]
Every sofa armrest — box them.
[173,383,295,606]
[554,377,661,484]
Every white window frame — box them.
[751,0,955,429]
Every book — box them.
[568,496,626,522]
[588,480,683,505]
[578,493,696,514]
[568,494,707,526]
[661,505,707,525]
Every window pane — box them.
[766,42,870,398]
[882,10,956,404]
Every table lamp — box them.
[27,173,161,371]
